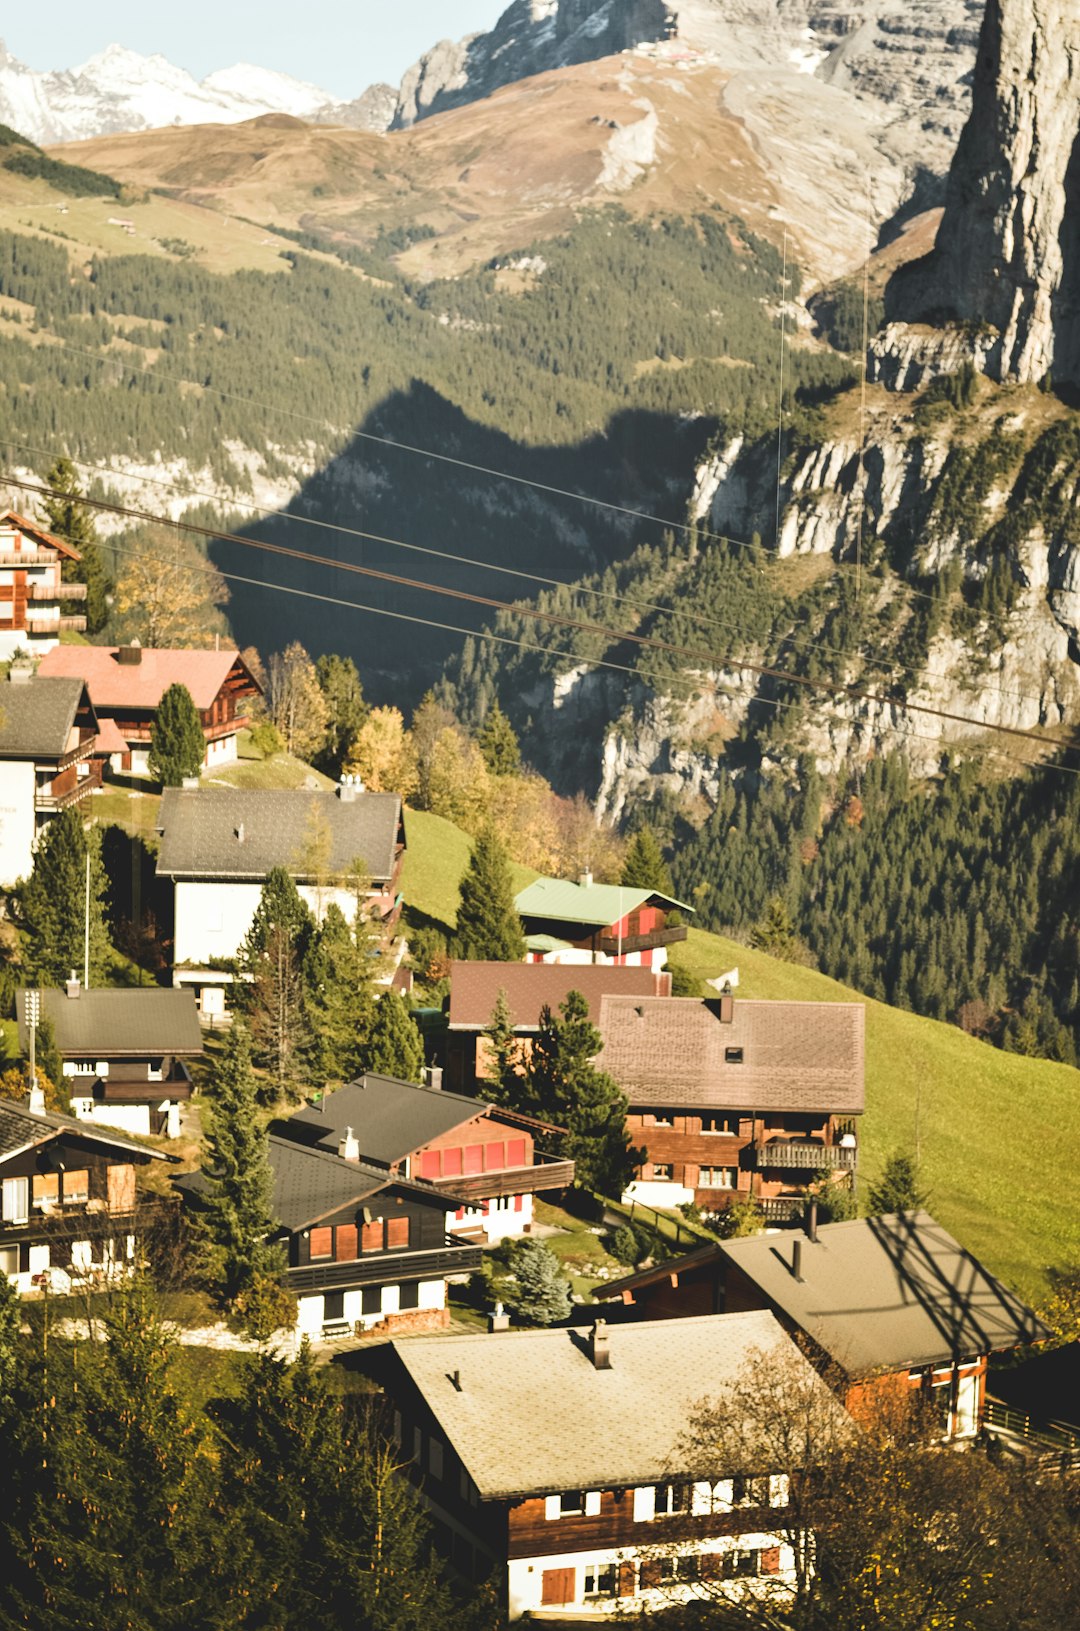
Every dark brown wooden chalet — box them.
[598,1211,1047,1441]
[596,995,864,1218]
[0,1097,175,1294]
[372,1310,850,1620]
[276,1073,573,1245]
[443,960,671,1094]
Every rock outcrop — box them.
[887,0,1080,386]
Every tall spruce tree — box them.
[866,1153,928,1216]
[454,826,526,962]
[40,456,111,633]
[360,989,424,1082]
[200,1023,283,1299]
[18,807,111,984]
[301,902,374,1084]
[478,700,521,775]
[480,987,525,1109]
[240,867,315,1098]
[529,990,639,1197]
[148,682,205,786]
[620,825,674,895]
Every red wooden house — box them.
[514,875,691,970]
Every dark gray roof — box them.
[0,675,92,758]
[718,1212,1046,1375]
[283,1074,491,1165]
[155,787,403,883]
[596,996,865,1114]
[266,1138,391,1231]
[16,987,203,1059]
[0,1097,172,1163]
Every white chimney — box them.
[66,971,80,1000]
[28,1083,46,1116]
[339,1126,360,1162]
[578,869,594,889]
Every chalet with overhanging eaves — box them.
[374,1310,851,1620]
[276,1072,574,1245]
[443,960,671,1095]
[599,1211,1048,1441]
[0,510,87,659]
[16,981,202,1140]
[596,995,864,1217]
[0,1097,175,1294]
[0,665,101,885]
[515,875,691,970]
[37,642,261,774]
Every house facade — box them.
[155,784,405,1016]
[600,1211,1048,1441]
[596,995,864,1216]
[0,1097,174,1294]
[277,1073,574,1246]
[38,643,261,773]
[376,1310,850,1620]
[515,876,691,970]
[17,982,201,1140]
[0,665,102,885]
[0,510,88,661]
[443,960,671,1095]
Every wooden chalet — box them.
[0,1096,175,1294]
[37,642,261,774]
[595,995,864,1216]
[598,1211,1048,1441]
[0,664,102,885]
[17,982,202,1140]
[0,510,87,660]
[276,1073,574,1245]
[373,1310,850,1620]
[514,875,691,970]
[443,960,671,1095]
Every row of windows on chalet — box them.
[321,1281,425,1323]
[1,1162,136,1224]
[631,1111,833,1135]
[308,1215,411,1260]
[413,1138,529,1180]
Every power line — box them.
[7,471,1076,768]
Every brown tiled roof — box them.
[596,996,865,1113]
[448,960,668,1031]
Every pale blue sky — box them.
[3,2,510,100]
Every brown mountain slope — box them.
[54,48,911,286]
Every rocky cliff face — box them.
[887,0,1080,386]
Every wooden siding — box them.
[506,1489,782,1559]
[628,1111,851,1208]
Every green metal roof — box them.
[524,933,575,953]
[515,877,691,927]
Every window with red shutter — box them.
[506,1137,527,1167]
[464,1144,483,1174]
[760,1547,781,1575]
[513,1194,523,1211]
[309,1227,333,1259]
[361,1219,385,1252]
[336,1224,358,1261]
[484,1142,505,1171]
[418,1150,441,1180]
[386,1216,409,1249]
[442,1147,463,1176]
[540,1568,575,1606]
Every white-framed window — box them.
[701,1115,740,1136]
[698,1167,736,1189]
[654,1482,689,1516]
[731,1475,771,1508]
[583,1563,619,1598]
[0,1244,18,1278]
[651,1163,674,1181]
[1,1177,28,1224]
[559,1490,584,1515]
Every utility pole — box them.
[84,845,90,988]
[26,988,39,1090]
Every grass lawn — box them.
[531,1199,626,1298]
[206,731,336,792]
[93,784,162,837]
[403,818,1080,1304]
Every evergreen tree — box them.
[478,700,521,775]
[454,826,526,962]
[301,902,374,1084]
[866,1153,928,1216]
[241,866,315,962]
[494,1239,572,1326]
[148,682,205,786]
[620,825,673,895]
[240,867,315,1098]
[360,990,424,1082]
[39,455,110,633]
[314,652,367,776]
[528,991,639,1197]
[200,1023,284,1300]
[480,987,524,1109]
[749,894,809,963]
[18,807,111,984]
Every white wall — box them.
[295,1277,446,1338]
[174,879,369,966]
[0,759,37,886]
[447,1193,532,1244]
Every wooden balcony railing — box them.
[0,1194,178,1239]
[598,924,688,956]
[287,1241,483,1294]
[28,582,87,601]
[759,1196,805,1222]
[431,1157,576,1203]
[749,1143,857,1171]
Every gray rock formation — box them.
[887,0,1080,386]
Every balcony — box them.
[0,549,61,566]
[0,1194,178,1240]
[286,1241,483,1294]
[597,924,688,957]
[59,616,87,632]
[432,1156,576,1204]
[28,582,87,601]
[36,778,99,813]
[759,1196,805,1223]
[749,1142,857,1172]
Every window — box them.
[483,1141,505,1171]
[361,1219,385,1252]
[506,1137,526,1167]
[361,1285,382,1315]
[654,1483,689,1517]
[398,1280,419,1310]
[335,1224,358,1261]
[309,1227,333,1259]
[441,1147,463,1177]
[1,1177,28,1224]
[323,1291,345,1322]
[731,1476,770,1508]
[647,1111,673,1127]
[386,1216,409,1249]
[418,1150,441,1180]
[658,1555,700,1583]
[62,1170,89,1204]
[698,1167,736,1190]
[0,1245,17,1278]
[724,1047,744,1064]
[650,1164,673,1181]
[583,1563,618,1598]
[723,1550,760,1579]
[701,1115,739,1136]
[32,1173,59,1208]
[560,1491,585,1516]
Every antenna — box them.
[774,229,789,551]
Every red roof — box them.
[93,717,129,755]
[0,509,83,563]
[448,960,670,1031]
[38,646,260,711]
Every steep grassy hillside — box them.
[401,812,1080,1304]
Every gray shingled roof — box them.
[389,1310,848,1499]
[283,1075,489,1165]
[596,996,865,1114]
[16,987,203,1059]
[0,1098,172,1163]
[0,676,90,758]
[155,787,403,883]
[718,1212,1047,1375]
